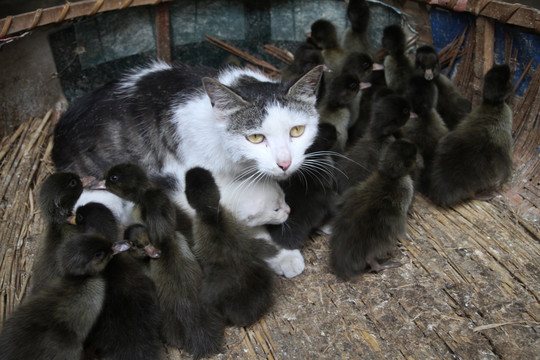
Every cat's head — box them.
[226,181,290,227]
[203,65,324,180]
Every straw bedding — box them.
[0,91,538,358]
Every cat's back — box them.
[52,63,217,176]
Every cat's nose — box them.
[277,160,291,171]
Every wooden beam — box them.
[0,0,170,39]
[154,2,171,63]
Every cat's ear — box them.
[202,77,250,121]
[286,65,324,104]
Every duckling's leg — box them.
[367,259,402,273]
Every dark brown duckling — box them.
[402,74,449,191]
[185,167,277,328]
[0,234,127,360]
[348,68,387,143]
[318,72,361,152]
[342,0,373,57]
[281,44,324,83]
[428,64,514,207]
[415,45,471,130]
[382,24,414,95]
[310,19,347,73]
[103,163,224,359]
[29,171,83,295]
[76,202,164,360]
[335,90,411,193]
[330,139,417,280]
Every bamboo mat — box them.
[0,107,539,359]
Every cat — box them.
[52,62,325,278]
[220,178,290,227]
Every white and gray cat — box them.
[53,62,324,278]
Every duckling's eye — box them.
[68,178,78,187]
[349,82,359,90]
[76,213,84,223]
[403,107,410,115]
[246,134,265,144]
[109,174,120,183]
[362,62,370,69]
[290,125,305,138]
[93,251,105,260]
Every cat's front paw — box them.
[266,249,305,278]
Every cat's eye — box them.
[290,125,305,138]
[246,134,265,144]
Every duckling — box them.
[0,234,127,360]
[415,45,472,130]
[281,46,324,83]
[335,90,411,193]
[402,74,449,190]
[267,123,339,249]
[382,24,414,95]
[29,171,83,295]
[185,167,277,327]
[330,139,417,280]
[124,223,162,261]
[93,163,193,240]
[428,64,514,207]
[340,52,378,131]
[310,19,346,72]
[348,68,387,143]
[76,202,164,360]
[342,0,373,56]
[318,72,361,152]
[103,163,224,359]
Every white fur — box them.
[74,190,135,226]
[220,179,290,227]
[116,60,172,97]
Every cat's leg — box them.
[267,248,305,278]
[254,227,305,278]
[74,189,135,226]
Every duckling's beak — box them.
[410,112,419,119]
[80,176,96,188]
[305,32,311,38]
[112,240,131,255]
[372,63,384,71]
[90,180,107,190]
[360,82,372,90]
[144,244,162,259]
[424,69,434,80]
[67,215,76,225]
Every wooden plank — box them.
[0,0,171,38]
[405,0,540,34]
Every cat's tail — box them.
[185,167,221,223]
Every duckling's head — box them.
[310,19,339,49]
[415,45,440,81]
[103,163,151,202]
[483,64,512,104]
[38,172,83,223]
